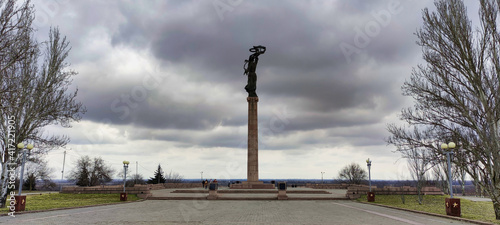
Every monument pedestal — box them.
[278,190,288,200]
[278,182,288,200]
[230,97,274,189]
[230,181,275,189]
[247,97,259,182]
[207,183,219,199]
[207,189,218,200]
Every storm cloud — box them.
[33,0,461,179]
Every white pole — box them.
[446,152,454,198]
[123,165,127,192]
[18,150,27,196]
[60,150,66,191]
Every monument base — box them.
[278,190,288,200]
[230,181,275,189]
[207,189,218,200]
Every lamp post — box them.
[440,142,455,198]
[201,171,203,180]
[366,158,375,202]
[121,161,129,201]
[366,158,372,192]
[321,172,325,184]
[15,143,33,212]
[123,161,129,192]
[441,142,461,217]
[17,143,33,196]
[60,150,66,192]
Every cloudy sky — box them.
[31,0,480,181]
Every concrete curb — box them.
[148,196,350,201]
[1,198,145,217]
[358,201,496,225]
[171,189,333,194]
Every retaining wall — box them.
[305,183,351,189]
[345,185,444,199]
[60,183,201,198]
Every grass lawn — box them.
[358,195,500,224]
[0,193,140,215]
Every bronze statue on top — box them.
[244,45,266,97]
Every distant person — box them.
[213,179,218,189]
[204,179,208,189]
[201,180,205,188]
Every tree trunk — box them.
[487,176,500,220]
[416,180,423,205]
[460,172,466,196]
[491,181,500,220]
[494,200,500,220]
[0,162,10,208]
[417,189,423,205]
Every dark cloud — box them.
[36,0,438,151]
[34,0,489,179]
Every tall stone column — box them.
[247,97,259,182]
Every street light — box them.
[441,142,461,217]
[17,143,33,196]
[366,158,375,202]
[201,171,203,180]
[122,161,130,193]
[441,142,456,198]
[366,158,372,192]
[321,172,325,184]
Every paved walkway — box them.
[0,200,475,224]
[458,196,492,202]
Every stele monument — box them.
[231,45,274,189]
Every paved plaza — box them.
[148,187,350,200]
[0,199,475,225]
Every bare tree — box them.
[117,172,146,187]
[432,161,449,195]
[407,147,433,204]
[0,1,85,208]
[470,165,486,197]
[165,170,184,183]
[0,0,36,78]
[337,163,367,185]
[23,157,54,191]
[0,26,85,207]
[68,156,114,187]
[131,174,146,185]
[386,127,443,201]
[124,174,146,187]
[387,0,500,219]
[453,151,468,196]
